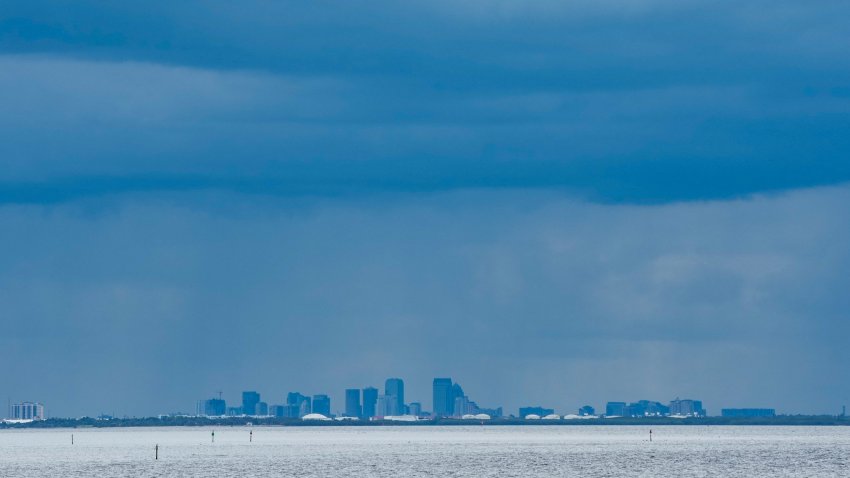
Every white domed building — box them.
[301,413,331,421]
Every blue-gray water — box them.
[1,425,848,477]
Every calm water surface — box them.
[1,425,848,477]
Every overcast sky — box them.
[1,1,849,417]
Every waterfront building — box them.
[669,399,706,417]
[432,378,454,417]
[313,395,331,416]
[362,387,378,418]
[203,398,226,416]
[242,391,260,415]
[345,389,362,417]
[385,378,405,416]
[721,408,776,417]
[408,402,422,417]
[626,400,669,417]
[579,405,595,416]
[256,402,269,416]
[10,402,45,420]
[226,406,242,416]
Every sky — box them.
[1,0,849,418]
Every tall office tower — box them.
[362,387,378,418]
[287,392,312,417]
[408,402,422,417]
[242,391,260,416]
[313,395,331,416]
[385,378,405,416]
[345,389,362,417]
[432,378,454,417]
[454,395,470,417]
[451,383,464,405]
[203,398,227,416]
[375,395,389,417]
[256,401,269,416]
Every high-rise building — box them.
[256,402,269,416]
[10,402,45,420]
[432,378,453,417]
[375,395,389,417]
[454,395,471,417]
[345,389,362,417]
[362,387,378,418]
[408,402,422,417]
[313,395,331,416]
[203,398,226,416]
[287,392,311,417]
[385,378,404,416]
[242,391,260,416]
[451,383,464,406]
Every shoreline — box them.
[3,415,848,429]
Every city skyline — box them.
[7,369,842,419]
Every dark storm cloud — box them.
[2,1,850,202]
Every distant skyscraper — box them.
[362,387,378,418]
[287,392,311,417]
[345,389,362,417]
[432,378,453,417]
[454,395,471,417]
[385,378,404,416]
[313,395,331,416]
[242,391,260,415]
[256,402,269,416]
[408,402,422,417]
[203,398,226,416]
[375,395,389,417]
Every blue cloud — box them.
[1,1,849,203]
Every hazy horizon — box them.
[2,1,850,418]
